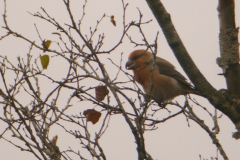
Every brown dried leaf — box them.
[95,86,109,101]
[83,109,102,124]
[50,135,58,146]
[42,40,52,52]
[49,135,61,160]
[110,15,116,26]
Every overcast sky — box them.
[0,0,240,160]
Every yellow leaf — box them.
[40,55,50,69]
[42,40,52,52]
[110,15,116,26]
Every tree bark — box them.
[217,0,240,96]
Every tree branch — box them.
[145,0,217,98]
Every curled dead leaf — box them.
[52,32,61,36]
[49,135,61,160]
[42,40,52,52]
[95,86,109,101]
[110,15,116,26]
[51,135,58,146]
[83,109,102,124]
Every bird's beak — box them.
[125,60,136,70]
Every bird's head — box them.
[125,50,153,70]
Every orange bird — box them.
[125,50,198,105]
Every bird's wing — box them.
[154,57,193,88]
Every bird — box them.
[125,49,199,105]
